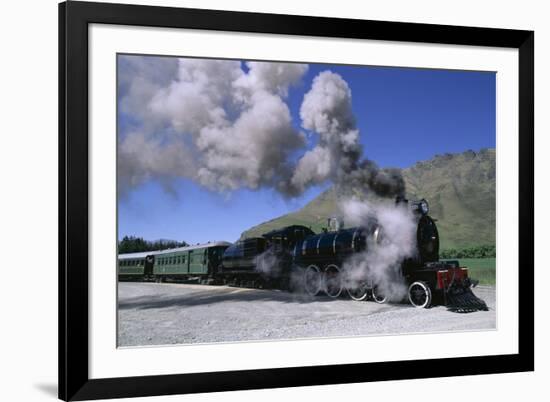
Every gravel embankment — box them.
[118,282,496,347]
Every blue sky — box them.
[118,57,495,244]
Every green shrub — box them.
[440,244,496,259]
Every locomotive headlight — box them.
[419,199,429,215]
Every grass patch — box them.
[442,257,495,286]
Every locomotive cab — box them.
[263,225,315,254]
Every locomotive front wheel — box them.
[304,265,322,296]
[346,282,369,301]
[324,265,343,298]
[372,286,388,304]
[408,281,432,308]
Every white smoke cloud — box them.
[118,56,309,196]
[118,131,197,196]
[295,70,405,199]
[196,91,305,191]
[234,61,309,99]
[118,57,404,200]
[291,71,361,193]
[149,59,242,135]
[340,198,417,301]
[290,146,333,193]
[118,56,179,128]
[300,70,356,137]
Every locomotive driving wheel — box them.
[324,265,343,298]
[408,281,432,308]
[346,282,369,301]
[371,285,388,304]
[304,265,322,296]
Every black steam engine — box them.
[218,198,487,311]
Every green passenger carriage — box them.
[118,241,230,282]
[118,251,155,281]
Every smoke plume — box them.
[292,70,405,199]
[118,57,405,200]
[118,56,308,197]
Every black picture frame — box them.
[59,1,534,400]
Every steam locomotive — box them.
[216,198,486,311]
[118,198,488,311]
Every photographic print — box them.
[116,54,496,347]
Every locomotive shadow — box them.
[118,286,340,310]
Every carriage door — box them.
[144,255,154,276]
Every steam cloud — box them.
[340,198,417,301]
[118,57,308,196]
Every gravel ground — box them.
[118,282,496,347]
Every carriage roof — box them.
[118,241,231,260]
